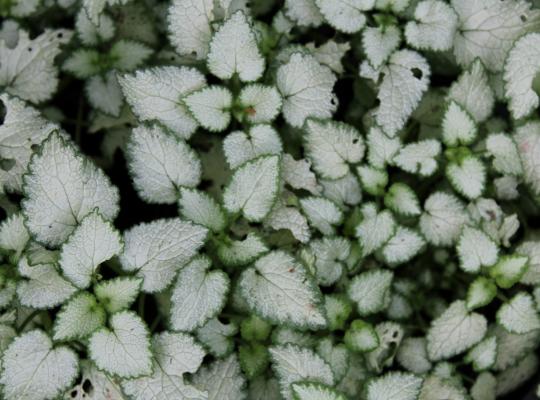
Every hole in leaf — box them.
[0,98,5,125]
[411,68,423,80]
[521,15,527,22]
[0,158,15,171]
[82,379,93,393]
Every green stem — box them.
[74,96,84,145]
[41,311,53,332]
[149,315,162,332]
[138,293,146,319]
[17,310,41,333]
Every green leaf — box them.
[52,292,106,341]
[94,276,142,314]
[490,255,529,289]
[345,319,379,353]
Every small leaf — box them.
[405,0,458,51]
[471,372,496,400]
[375,50,430,136]
[300,196,343,236]
[22,132,119,247]
[355,204,396,256]
[497,292,540,334]
[446,155,486,200]
[457,226,499,273]
[178,188,226,232]
[316,338,349,382]
[465,336,497,372]
[306,40,351,74]
[366,372,423,400]
[381,226,425,266]
[59,210,122,289]
[122,331,206,399]
[503,33,540,119]
[223,155,280,222]
[320,172,361,206]
[196,317,238,357]
[52,292,106,341]
[489,255,529,289]
[466,276,497,310]
[384,183,421,217]
[217,232,268,267]
[495,353,539,397]
[357,165,388,196]
[192,354,246,400]
[85,72,123,117]
[127,124,202,204]
[167,0,214,59]
[315,0,374,33]
[223,125,282,170]
[282,154,321,195]
[324,295,352,332]
[238,84,282,123]
[366,126,401,169]
[441,101,477,147]
[184,85,233,132]
[0,330,78,400]
[419,192,467,247]
[94,276,142,314]
[344,319,379,353]
[207,11,265,82]
[277,53,337,127]
[65,360,124,400]
[0,29,73,103]
[239,342,269,379]
[394,139,441,176]
[362,26,401,69]
[396,337,432,374]
[265,203,312,243]
[170,256,229,332]
[89,311,152,378]
[427,300,487,361]
[348,269,393,316]
[270,344,334,400]
[239,251,327,330]
[448,59,494,122]
[119,218,208,293]
[485,133,523,176]
[514,122,540,196]
[292,382,347,400]
[0,94,58,192]
[308,237,350,286]
[17,258,76,309]
[284,0,324,27]
[0,213,29,262]
[304,119,365,180]
[108,40,152,72]
[119,66,206,139]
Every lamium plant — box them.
[1,0,540,399]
